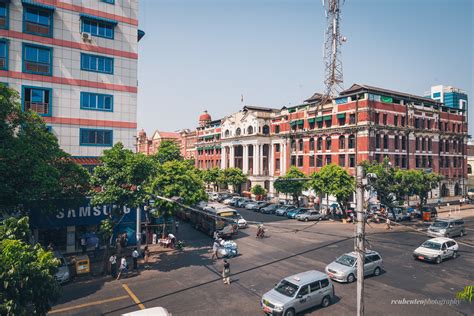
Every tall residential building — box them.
[427,85,468,111]
[0,0,142,169]
[195,110,222,169]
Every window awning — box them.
[290,121,297,127]
[315,117,323,122]
[308,118,316,123]
[22,0,55,11]
[337,113,346,119]
[80,13,118,25]
[297,119,304,125]
[288,108,296,113]
[323,115,332,121]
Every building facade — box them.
[195,110,222,169]
[427,85,468,111]
[0,0,141,169]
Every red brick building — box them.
[195,111,222,169]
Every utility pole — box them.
[356,165,365,316]
[136,205,141,249]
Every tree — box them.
[309,165,354,217]
[412,171,442,208]
[148,159,207,237]
[251,184,267,199]
[273,167,308,206]
[201,167,221,191]
[89,143,154,273]
[152,140,183,164]
[0,217,61,315]
[360,158,398,209]
[0,86,90,215]
[218,168,248,194]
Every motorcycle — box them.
[174,240,185,250]
[256,227,265,238]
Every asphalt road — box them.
[50,205,474,316]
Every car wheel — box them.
[374,267,381,276]
[460,230,464,237]
[435,256,442,264]
[452,251,457,259]
[347,273,355,283]
[321,295,331,308]
[305,218,309,222]
[284,308,295,316]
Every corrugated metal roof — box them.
[22,0,55,11]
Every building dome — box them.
[199,110,212,126]
[138,129,146,138]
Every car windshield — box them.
[274,280,299,297]
[431,221,448,228]
[421,241,441,250]
[335,254,356,267]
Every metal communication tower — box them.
[322,0,346,101]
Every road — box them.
[49,204,474,315]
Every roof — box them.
[152,131,181,140]
[427,237,455,243]
[242,105,279,112]
[285,270,328,283]
[340,84,443,105]
[304,92,324,103]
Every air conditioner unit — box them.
[81,32,92,42]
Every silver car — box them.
[54,251,70,284]
[428,218,465,238]
[325,250,383,283]
[413,237,459,264]
[275,205,296,216]
[296,211,323,222]
[261,270,334,316]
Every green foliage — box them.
[0,86,90,215]
[152,140,183,164]
[218,168,248,193]
[0,217,31,243]
[274,167,308,205]
[99,218,114,243]
[251,184,267,196]
[0,217,60,315]
[148,159,207,221]
[201,167,221,190]
[360,158,398,208]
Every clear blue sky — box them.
[137,0,473,134]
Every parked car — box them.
[413,237,459,264]
[237,198,253,208]
[228,197,244,207]
[325,250,383,283]
[261,204,279,214]
[234,213,248,229]
[54,251,70,284]
[428,218,465,238]
[287,208,309,219]
[387,207,403,222]
[223,197,237,205]
[246,201,269,211]
[261,270,334,316]
[296,210,323,222]
[275,205,296,216]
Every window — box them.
[375,154,381,162]
[316,155,322,167]
[81,92,113,111]
[375,134,380,149]
[339,154,345,167]
[80,128,113,146]
[338,116,345,126]
[262,125,270,135]
[81,18,115,39]
[394,155,400,167]
[375,112,380,124]
[320,279,330,288]
[382,114,387,125]
[416,157,420,168]
[317,120,323,128]
[291,139,296,151]
[274,125,280,134]
[298,139,303,151]
[101,0,115,3]
[247,126,253,134]
[394,115,398,127]
[401,156,407,168]
[325,118,332,128]
[349,154,356,167]
[309,281,321,292]
[290,156,296,166]
[0,2,8,29]
[81,53,113,74]
[401,136,406,150]
[0,40,7,70]
[235,128,241,136]
[394,136,399,150]
[326,137,332,150]
[416,137,420,151]
[23,44,52,75]
[23,6,53,37]
[339,135,345,150]
[348,113,354,124]
[348,135,355,149]
[275,158,280,171]
[427,119,432,129]
[22,86,52,116]
[325,155,331,165]
[297,156,303,167]
[275,144,280,152]
[224,130,230,137]
[400,116,405,127]
[309,138,315,151]
[298,285,309,297]
[421,138,426,151]
[309,155,315,167]
[414,118,420,129]
[317,137,323,151]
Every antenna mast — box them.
[322,0,346,102]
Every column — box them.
[66,226,76,253]
[242,145,249,174]
[281,143,287,175]
[229,146,235,168]
[220,146,226,169]
[269,144,274,176]
[253,144,259,176]
[259,145,264,175]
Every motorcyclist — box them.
[256,224,265,238]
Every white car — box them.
[236,215,248,228]
[413,237,459,264]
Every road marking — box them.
[49,295,129,314]
[122,284,145,310]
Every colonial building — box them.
[136,129,185,156]
[195,110,222,169]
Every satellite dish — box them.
[341,36,347,42]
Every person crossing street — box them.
[132,247,140,270]
[222,259,230,284]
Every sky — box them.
[137,0,473,135]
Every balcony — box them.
[25,101,50,115]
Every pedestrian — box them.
[80,236,87,254]
[222,259,230,284]
[144,246,150,269]
[213,231,218,240]
[386,218,392,230]
[117,256,128,280]
[132,247,139,270]
[109,254,117,278]
[211,239,220,260]
[175,221,179,233]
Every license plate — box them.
[328,272,334,277]
[263,306,271,313]
[418,256,424,260]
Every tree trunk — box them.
[326,193,330,213]
[101,238,110,276]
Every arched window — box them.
[348,134,355,149]
[247,126,253,134]
[339,135,345,150]
[309,138,315,151]
[298,139,304,151]
[326,136,332,150]
[225,130,230,137]
[468,164,472,175]
[317,137,323,150]
[291,139,296,151]
[236,128,241,136]
[383,135,388,149]
[428,138,432,151]
[262,125,270,135]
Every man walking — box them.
[117,256,128,280]
[222,260,230,284]
[132,247,139,270]
[109,254,117,278]
[211,239,220,260]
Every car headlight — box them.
[274,305,284,311]
[439,229,446,234]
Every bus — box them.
[178,204,238,238]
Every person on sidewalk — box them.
[117,256,128,280]
[132,247,139,270]
[143,246,150,269]
[386,218,392,230]
[222,260,230,284]
[80,236,87,254]
[109,254,117,278]
[211,239,220,260]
